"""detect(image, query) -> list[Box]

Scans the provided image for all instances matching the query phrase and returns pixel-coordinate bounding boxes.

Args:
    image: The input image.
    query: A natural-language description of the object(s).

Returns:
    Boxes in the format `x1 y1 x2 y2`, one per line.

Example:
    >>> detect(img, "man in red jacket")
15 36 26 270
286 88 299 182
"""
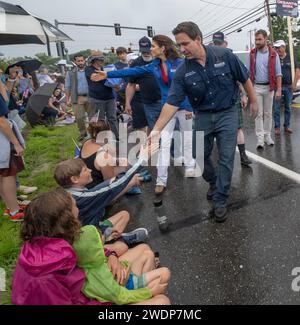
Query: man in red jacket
249 30 282 149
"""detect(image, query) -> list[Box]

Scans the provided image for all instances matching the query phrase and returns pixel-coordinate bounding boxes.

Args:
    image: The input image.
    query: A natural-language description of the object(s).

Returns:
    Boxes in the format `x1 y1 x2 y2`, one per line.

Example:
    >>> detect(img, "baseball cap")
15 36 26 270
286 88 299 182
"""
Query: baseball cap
213 31 225 44
274 40 286 48
139 37 151 53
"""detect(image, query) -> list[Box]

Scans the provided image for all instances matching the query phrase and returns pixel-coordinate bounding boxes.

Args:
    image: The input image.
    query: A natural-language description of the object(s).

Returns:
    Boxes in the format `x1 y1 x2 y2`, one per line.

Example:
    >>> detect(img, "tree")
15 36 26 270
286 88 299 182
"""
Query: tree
271 16 300 62
35 53 59 68
0 59 8 72
104 51 118 65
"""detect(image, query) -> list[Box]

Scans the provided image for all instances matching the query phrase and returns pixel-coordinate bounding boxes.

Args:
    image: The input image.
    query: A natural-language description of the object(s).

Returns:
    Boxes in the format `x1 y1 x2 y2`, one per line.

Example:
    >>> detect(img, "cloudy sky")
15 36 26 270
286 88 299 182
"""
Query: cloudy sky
0 0 269 58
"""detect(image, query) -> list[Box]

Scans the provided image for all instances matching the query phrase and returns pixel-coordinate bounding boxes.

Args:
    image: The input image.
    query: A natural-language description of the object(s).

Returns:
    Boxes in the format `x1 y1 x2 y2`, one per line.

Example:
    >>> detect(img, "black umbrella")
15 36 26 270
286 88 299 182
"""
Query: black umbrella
26 83 57 127
5 59 42 75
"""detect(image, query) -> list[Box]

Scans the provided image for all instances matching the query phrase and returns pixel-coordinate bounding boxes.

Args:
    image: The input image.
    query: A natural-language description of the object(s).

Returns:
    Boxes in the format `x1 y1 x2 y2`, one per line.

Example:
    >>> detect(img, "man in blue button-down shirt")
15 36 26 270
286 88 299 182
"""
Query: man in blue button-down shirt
149 22 259 223
65 54 91 140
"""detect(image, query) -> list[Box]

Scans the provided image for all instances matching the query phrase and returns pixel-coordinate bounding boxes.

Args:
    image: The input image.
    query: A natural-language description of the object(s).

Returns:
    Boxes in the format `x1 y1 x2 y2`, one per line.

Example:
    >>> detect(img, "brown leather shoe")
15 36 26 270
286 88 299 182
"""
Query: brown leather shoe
275 128 281 136
155 185 165 195
285 127 293 134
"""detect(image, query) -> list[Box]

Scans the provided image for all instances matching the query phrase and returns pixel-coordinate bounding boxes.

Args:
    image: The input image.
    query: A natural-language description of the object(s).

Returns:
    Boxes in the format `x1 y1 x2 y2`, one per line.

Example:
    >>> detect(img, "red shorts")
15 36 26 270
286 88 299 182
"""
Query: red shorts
0 154 25 177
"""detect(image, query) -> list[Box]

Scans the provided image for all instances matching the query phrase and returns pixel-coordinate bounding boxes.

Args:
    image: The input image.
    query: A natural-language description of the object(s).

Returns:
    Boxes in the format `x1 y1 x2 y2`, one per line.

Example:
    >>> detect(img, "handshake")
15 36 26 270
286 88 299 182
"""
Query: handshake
138 132 161 165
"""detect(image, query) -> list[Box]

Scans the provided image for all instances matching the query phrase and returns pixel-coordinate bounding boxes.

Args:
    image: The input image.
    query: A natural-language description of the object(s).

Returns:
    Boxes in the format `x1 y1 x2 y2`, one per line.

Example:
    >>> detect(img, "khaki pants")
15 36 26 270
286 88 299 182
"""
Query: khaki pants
254 84 275 141
73 96 91 136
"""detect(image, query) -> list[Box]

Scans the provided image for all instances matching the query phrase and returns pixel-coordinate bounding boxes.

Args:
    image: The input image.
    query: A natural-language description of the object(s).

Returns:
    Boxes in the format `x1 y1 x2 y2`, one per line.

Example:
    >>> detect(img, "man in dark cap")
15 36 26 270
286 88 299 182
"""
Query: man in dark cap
213 31 227 47
125 36 161 131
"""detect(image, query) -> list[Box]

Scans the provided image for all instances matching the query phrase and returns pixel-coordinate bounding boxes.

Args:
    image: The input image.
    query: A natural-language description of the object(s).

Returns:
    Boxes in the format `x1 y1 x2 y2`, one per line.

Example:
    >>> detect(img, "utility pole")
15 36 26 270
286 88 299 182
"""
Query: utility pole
287 17 296 82
265 0 274 44
55 19 64 58
248 29 257 50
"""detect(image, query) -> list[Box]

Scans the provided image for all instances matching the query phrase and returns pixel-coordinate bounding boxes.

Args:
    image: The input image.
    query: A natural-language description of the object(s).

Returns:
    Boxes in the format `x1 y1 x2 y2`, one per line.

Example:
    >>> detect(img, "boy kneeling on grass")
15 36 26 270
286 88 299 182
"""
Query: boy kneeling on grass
53 143 156 255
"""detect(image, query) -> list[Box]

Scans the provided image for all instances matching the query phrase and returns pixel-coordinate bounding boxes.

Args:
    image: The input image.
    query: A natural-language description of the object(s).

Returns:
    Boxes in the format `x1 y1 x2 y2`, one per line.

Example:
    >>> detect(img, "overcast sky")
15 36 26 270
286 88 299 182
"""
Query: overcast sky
0 0 268 58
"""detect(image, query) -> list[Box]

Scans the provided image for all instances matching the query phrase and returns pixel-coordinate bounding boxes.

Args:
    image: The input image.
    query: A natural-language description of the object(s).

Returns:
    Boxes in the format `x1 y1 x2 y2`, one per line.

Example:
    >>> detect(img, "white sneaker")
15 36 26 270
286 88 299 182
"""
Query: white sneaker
17 199 31 206
264 135 274 146
19 186 38 194
257 140 264 150
185 169 197 178
173 156 184 166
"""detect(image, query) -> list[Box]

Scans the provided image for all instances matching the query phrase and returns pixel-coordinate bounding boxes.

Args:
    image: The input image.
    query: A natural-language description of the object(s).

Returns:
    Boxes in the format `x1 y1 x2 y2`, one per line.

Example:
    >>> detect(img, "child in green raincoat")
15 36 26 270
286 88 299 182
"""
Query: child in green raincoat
73 223 171 305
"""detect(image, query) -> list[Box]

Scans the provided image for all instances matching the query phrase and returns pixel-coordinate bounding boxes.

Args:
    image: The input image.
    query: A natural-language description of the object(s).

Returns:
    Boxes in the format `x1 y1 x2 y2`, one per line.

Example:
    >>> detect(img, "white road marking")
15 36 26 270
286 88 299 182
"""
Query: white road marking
243 149 300 184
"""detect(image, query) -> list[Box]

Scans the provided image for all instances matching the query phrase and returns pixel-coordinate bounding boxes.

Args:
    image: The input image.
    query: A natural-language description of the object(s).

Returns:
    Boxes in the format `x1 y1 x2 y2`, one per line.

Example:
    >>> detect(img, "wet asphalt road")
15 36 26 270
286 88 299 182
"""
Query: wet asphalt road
112 106 300 305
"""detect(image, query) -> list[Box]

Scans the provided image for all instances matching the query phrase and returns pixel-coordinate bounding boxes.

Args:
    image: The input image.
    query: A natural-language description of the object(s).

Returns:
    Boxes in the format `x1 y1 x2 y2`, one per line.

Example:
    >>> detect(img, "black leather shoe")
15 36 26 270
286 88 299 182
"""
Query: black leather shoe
207 185 216 201
214 207 228 223
241 153 252 167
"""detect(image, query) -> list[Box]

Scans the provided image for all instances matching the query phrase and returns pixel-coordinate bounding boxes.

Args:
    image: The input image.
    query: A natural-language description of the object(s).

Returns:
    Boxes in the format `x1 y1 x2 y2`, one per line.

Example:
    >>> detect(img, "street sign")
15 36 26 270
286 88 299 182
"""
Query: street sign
276 0 299 18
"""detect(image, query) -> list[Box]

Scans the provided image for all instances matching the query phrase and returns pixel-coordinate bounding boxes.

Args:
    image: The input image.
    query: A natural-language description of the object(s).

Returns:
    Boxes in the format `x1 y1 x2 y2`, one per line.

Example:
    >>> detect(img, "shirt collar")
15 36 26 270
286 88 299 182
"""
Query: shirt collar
67 186 87 193
189 45 211 68
257 47 269 54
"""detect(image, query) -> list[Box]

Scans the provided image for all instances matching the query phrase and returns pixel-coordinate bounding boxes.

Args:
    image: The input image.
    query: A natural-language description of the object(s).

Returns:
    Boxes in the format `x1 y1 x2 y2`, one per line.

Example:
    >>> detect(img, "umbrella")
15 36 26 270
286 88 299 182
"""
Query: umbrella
5 59 42 75
0 1 72 45
26 83 57 127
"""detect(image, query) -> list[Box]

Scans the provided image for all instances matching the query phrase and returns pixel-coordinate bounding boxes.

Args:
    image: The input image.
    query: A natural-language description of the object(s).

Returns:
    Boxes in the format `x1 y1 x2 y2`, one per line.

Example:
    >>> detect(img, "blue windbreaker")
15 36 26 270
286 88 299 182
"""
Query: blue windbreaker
107 58 192 111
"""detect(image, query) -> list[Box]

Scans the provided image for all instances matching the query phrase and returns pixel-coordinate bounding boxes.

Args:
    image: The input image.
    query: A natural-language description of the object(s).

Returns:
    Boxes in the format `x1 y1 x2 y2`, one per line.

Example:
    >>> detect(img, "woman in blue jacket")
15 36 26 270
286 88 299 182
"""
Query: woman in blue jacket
95 35 196 195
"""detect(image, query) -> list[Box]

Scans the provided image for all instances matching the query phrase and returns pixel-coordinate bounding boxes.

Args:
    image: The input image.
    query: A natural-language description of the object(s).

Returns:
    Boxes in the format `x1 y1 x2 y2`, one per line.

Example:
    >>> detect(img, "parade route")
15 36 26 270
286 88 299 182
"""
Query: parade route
113 107 300 304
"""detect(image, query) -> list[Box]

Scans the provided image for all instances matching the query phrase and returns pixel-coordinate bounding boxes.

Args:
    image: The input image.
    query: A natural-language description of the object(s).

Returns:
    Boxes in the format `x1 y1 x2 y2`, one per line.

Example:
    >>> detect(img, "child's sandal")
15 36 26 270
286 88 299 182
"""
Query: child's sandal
154 252 160 269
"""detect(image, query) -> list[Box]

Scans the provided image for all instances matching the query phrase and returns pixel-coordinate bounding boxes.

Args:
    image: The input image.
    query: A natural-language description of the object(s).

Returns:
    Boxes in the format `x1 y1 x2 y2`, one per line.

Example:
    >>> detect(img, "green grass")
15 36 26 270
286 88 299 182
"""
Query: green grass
0 124 79 305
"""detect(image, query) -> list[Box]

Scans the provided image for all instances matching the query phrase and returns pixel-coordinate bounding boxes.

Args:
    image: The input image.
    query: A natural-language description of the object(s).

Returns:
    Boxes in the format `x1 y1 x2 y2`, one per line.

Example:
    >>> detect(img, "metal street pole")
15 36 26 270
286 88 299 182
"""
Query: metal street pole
248 30 252 50
248 29 256 49
287 17 296 82
55 19 64 58
265 0 274 44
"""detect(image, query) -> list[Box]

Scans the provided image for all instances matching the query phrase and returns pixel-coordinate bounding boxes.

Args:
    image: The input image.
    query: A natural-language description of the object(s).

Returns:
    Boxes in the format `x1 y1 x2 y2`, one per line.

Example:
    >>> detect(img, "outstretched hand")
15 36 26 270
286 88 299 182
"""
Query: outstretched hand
138 140 160 164
90 70 107 82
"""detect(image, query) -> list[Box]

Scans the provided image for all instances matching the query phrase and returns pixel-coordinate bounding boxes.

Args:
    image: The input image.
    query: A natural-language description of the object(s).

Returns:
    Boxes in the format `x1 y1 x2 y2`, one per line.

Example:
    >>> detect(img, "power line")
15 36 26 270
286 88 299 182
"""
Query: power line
197 0 254 10
203 3 265 36
203 12 266 43
225 14 267 36
203 3 267 39
188 6 208 20
198 0 248 30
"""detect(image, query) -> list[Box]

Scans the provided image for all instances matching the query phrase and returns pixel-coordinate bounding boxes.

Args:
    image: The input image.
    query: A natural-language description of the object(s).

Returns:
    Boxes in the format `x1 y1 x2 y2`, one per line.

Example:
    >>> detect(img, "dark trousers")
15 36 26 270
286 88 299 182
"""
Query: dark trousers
194 106 238 208
89 98 119 140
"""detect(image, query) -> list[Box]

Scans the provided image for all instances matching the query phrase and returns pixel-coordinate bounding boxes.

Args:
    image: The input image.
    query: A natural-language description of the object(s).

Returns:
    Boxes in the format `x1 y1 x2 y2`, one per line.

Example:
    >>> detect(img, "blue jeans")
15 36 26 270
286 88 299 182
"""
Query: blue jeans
194 106 238 209
274 86 293 129
143 100 162 129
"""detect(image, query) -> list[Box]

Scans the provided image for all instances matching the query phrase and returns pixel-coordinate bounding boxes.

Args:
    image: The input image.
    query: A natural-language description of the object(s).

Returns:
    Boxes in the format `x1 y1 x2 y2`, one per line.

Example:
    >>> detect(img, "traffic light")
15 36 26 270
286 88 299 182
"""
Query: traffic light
114 23 121 36
61 42 66 56
147 26 153 38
